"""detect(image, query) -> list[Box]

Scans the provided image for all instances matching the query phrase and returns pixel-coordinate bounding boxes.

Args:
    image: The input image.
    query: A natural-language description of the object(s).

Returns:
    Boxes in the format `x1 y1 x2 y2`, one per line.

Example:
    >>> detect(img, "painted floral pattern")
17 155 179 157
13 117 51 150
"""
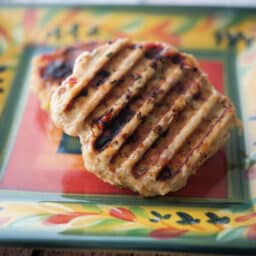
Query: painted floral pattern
0 200 255 243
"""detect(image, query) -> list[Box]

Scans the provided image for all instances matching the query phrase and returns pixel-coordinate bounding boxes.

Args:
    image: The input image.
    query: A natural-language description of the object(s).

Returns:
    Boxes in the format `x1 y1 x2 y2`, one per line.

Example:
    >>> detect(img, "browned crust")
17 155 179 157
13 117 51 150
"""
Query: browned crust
31 42 101 110
32 39 240 197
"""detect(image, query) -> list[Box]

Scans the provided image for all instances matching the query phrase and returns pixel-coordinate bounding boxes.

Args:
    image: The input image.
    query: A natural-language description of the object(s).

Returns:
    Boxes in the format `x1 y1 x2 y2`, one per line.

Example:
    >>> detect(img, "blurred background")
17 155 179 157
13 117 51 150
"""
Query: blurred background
2 0 256 7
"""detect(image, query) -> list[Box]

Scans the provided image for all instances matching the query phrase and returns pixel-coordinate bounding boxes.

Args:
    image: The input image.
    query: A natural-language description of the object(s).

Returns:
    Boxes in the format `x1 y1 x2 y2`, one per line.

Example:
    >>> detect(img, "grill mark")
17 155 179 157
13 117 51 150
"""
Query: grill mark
130 101 196 178
60 38 130 112
102 65 182 163
89 70 110 87
59 43 145 136
89 56 157 132
130 88 216 180
182 101 231 168
162 102 225 178
164 51 198 71
126 132 141 144
169 53 185 65
131 166 147 179
112 69 199 168
128 65 175 110
166 106 232 184
142 91 218 183
65 47 145 135
156 166 176 181
126 75 201 161
89 51 175 155
94 107 135 151
66 88 88 112
64 48 129 113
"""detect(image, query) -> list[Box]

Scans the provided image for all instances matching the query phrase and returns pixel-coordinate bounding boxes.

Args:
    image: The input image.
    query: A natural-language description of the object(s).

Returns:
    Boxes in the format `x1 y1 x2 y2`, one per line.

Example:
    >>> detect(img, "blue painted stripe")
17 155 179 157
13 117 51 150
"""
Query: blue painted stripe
57 133 81 155
248 116 256 121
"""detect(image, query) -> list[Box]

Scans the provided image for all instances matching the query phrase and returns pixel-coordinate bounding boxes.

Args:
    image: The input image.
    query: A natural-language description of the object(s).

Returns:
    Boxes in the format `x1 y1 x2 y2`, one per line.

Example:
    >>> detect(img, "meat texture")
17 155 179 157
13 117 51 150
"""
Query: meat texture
48 38 239 196
31 42 100 109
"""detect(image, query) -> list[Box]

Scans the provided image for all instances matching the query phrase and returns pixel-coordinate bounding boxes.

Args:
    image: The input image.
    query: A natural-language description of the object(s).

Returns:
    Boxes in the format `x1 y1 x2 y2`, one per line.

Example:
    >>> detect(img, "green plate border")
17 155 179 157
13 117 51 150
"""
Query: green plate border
0 5 255 254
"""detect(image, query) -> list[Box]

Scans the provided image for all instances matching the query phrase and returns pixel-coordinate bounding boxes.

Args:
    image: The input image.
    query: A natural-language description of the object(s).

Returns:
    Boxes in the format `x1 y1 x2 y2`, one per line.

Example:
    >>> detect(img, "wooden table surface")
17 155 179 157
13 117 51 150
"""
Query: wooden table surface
0 248 251 256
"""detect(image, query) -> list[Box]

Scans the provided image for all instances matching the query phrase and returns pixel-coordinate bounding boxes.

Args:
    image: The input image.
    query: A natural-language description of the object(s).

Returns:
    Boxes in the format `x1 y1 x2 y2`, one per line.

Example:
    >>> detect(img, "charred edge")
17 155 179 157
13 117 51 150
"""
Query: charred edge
169 81 185 95
170 71 199 96
94 107 135 151
128 44 143 50
144 43 163 59
128 44 137 50
40 43 100 81
93 108 114 129
111 79 123 85
156 166 175 181
151 125 170 150
193 91 201 100
131 166 147 179
161 52 186 66
126 132 141 144
144 87 164 104
153 125 167 136
89 70 110 88
41 59 73 81
136 112 146 122
65 88 88 112
192 67 199 73
169 53 185 65
65 70 109 112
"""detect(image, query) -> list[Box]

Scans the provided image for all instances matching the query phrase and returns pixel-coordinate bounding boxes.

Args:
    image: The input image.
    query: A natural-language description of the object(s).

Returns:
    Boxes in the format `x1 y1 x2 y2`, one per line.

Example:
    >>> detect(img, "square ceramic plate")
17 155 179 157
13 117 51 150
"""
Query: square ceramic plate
0 4 256 254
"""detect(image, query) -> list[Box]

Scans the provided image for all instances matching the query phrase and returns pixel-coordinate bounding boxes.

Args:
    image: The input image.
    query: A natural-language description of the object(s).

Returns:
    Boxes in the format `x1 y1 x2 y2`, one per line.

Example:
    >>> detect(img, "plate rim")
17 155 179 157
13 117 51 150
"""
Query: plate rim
0 5 255 253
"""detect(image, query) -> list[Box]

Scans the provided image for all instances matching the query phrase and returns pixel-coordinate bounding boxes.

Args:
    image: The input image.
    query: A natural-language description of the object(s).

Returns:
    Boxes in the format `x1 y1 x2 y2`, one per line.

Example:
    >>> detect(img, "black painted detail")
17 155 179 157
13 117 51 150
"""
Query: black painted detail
205 212 230 224
69 23 79 39
87 26 99 36
47 27 61 40
149 210 171 223
176 212 200 225
0 66 7 72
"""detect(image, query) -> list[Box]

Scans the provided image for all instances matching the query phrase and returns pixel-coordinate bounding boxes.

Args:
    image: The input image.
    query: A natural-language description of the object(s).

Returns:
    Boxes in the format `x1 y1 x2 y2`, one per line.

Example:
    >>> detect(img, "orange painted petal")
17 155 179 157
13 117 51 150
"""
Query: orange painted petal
150 227 188 240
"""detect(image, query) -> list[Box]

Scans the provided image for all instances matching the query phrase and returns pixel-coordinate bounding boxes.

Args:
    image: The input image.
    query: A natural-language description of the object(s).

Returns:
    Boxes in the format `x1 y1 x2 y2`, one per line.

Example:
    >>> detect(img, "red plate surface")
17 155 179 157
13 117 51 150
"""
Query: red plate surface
0 60 227 198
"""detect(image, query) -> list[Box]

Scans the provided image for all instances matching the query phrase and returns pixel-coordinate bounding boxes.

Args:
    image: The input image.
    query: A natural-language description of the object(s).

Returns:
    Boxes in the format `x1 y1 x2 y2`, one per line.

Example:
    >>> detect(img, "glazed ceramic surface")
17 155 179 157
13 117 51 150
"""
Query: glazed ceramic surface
0 5 255 253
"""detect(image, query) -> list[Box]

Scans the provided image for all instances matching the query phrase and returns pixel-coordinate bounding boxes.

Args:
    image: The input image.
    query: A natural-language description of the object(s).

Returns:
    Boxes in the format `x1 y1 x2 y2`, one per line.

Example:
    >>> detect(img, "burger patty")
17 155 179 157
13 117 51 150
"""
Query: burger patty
31 41 100 109
50 38 239 196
